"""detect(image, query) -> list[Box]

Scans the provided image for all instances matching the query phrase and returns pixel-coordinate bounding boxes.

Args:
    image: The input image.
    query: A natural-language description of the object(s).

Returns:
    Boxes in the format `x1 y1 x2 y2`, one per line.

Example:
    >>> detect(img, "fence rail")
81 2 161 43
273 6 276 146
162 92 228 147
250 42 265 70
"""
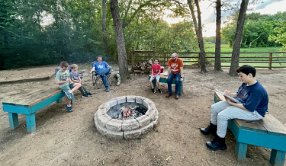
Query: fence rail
129 51 286 70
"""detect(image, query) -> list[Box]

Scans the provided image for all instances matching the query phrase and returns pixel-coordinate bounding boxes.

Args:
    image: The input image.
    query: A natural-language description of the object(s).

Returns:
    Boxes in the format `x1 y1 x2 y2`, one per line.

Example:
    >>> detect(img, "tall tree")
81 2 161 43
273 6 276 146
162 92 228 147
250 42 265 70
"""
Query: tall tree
214 0 222 71
102 0 109 55
110 0 129 82
229 0 249 76
187 0 207 73
269 21 286 48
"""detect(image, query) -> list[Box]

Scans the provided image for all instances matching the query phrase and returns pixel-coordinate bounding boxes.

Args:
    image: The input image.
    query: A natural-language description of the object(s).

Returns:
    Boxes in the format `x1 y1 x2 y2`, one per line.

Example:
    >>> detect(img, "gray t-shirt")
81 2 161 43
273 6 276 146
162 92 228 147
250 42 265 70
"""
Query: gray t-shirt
55 69 70 90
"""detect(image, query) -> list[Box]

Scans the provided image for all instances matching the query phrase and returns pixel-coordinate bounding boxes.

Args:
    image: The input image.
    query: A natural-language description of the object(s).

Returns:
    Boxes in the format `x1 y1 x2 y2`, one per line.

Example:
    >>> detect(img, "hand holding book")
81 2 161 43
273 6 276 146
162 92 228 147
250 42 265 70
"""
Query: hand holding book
223 94 240 103
215 89 240 103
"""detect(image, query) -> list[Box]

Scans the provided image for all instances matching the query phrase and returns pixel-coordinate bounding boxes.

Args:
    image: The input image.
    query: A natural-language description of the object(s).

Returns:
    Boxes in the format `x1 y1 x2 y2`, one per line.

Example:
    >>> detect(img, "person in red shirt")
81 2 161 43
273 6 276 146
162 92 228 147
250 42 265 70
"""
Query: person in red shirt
150 59 162 93
166 53 184 99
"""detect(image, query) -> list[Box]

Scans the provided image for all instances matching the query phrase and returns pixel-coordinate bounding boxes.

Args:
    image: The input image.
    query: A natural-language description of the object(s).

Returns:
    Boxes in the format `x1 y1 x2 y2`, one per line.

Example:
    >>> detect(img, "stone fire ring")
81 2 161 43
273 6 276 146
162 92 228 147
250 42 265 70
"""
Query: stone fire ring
94 96 159 139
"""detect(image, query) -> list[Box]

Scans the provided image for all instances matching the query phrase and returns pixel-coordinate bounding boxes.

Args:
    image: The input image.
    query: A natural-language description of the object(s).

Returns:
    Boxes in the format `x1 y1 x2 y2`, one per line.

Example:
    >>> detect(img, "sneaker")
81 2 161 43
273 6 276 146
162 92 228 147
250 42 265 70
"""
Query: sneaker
153 89 156 94
87 92 92 96
66 105 73 112
151 88 154 93
175 95 179 100
158 89 162 94
105 88 110 92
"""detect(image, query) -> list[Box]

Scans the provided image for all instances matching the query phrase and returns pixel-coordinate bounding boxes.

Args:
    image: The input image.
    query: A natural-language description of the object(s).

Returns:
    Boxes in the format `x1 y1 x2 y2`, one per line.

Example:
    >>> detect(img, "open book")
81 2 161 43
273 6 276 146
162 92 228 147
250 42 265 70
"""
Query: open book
215 89 240 103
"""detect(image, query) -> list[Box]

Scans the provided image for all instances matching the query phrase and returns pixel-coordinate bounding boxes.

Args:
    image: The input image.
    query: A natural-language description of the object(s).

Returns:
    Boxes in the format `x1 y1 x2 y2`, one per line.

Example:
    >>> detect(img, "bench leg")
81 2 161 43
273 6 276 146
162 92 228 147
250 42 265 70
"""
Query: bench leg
8 113 19 129
26 113 36 133
270 149 285 166
235 142 247 160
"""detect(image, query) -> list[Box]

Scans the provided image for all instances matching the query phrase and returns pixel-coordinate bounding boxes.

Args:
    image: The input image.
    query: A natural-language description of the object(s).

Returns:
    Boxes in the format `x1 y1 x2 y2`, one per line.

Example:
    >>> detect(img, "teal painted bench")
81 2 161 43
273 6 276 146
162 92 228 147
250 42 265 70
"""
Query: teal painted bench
148 72 183 95
214 92 286 166
2 89 65 133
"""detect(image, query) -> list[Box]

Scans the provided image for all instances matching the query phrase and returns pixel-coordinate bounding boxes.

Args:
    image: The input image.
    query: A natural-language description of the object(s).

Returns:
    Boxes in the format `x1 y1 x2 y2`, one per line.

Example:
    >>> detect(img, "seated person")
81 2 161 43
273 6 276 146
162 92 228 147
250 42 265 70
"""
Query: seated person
150 59 162 94
166 53 184 99
90 55 111 92
70 64 92 97
200 65 269 151
55 61 81 112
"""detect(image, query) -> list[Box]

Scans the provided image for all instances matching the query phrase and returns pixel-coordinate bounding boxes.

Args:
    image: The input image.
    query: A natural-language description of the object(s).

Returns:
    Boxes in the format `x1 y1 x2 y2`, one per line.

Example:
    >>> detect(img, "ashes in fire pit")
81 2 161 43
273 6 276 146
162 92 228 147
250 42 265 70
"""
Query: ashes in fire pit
94 96 159 139
107 102 147 120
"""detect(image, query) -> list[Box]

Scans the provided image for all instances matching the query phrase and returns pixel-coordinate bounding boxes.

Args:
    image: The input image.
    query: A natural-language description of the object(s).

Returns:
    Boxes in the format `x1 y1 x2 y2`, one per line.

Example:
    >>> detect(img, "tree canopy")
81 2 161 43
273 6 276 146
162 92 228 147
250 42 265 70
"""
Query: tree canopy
0 0 196 69
1 0 285 70
222 12 285 48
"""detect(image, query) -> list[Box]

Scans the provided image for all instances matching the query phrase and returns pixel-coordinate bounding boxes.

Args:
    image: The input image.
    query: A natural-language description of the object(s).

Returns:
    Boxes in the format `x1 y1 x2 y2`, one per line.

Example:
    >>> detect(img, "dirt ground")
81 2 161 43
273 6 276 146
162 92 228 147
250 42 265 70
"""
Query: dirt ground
0 65 286 166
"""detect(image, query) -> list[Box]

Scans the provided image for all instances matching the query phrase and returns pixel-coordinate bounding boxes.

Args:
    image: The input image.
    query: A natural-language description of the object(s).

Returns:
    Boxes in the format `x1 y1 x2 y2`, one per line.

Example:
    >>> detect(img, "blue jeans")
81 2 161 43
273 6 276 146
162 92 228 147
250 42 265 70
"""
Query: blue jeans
97 68 110 89
167 72 181 95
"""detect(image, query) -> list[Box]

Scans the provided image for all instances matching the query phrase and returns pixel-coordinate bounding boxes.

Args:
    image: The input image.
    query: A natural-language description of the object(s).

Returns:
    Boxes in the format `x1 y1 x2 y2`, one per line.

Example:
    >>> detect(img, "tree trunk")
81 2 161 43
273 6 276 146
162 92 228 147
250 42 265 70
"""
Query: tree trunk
188 0 207 73
110 0 129 82
229 0 249 76
214 0 222 71
102 0 109 55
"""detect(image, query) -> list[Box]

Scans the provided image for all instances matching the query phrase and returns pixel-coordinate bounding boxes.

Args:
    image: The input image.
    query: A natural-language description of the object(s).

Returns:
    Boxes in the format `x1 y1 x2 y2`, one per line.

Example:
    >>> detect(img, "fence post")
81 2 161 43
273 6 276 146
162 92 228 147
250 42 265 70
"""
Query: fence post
269 52 273 70
131 51 134 70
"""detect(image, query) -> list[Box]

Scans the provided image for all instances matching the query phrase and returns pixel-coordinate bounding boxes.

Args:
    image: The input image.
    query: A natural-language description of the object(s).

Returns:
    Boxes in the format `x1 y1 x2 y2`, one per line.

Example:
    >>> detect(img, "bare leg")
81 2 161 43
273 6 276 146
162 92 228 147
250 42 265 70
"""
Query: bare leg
150 79 154 89
65 97 72 106
156 81 160 89
70 82 81 93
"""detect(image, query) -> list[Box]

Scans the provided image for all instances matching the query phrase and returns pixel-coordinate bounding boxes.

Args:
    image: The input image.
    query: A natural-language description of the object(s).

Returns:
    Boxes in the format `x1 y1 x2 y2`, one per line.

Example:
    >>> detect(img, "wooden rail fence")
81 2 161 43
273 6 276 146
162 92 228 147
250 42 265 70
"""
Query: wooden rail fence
128 51 286 70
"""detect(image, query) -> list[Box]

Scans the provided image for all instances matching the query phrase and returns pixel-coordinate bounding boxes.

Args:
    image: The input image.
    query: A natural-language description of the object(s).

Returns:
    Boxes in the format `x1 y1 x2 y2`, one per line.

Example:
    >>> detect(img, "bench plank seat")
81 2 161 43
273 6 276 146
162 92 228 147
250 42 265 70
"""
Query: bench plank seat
214 92 286 166
148 72 184 95
3 89 62 106
2 88 64 132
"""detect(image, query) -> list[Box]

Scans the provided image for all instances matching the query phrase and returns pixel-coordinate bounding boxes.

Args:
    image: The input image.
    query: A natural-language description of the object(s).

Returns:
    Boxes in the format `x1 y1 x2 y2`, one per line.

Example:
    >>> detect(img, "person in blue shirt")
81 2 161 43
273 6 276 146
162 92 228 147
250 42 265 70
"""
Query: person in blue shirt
200 65 269 151
90 55 111 92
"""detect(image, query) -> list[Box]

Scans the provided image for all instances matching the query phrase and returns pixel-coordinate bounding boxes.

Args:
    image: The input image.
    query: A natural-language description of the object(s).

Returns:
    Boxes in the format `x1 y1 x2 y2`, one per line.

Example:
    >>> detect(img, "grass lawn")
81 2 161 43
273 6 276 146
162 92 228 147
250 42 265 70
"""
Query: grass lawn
185 43 286 68
204 42 284 53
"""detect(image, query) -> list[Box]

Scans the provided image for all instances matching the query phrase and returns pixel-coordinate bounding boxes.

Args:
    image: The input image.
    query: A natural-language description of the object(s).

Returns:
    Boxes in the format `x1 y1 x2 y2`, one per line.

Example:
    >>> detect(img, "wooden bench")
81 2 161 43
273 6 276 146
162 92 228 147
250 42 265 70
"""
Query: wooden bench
214 92 286 166
148 72 184 95
2 89 65 133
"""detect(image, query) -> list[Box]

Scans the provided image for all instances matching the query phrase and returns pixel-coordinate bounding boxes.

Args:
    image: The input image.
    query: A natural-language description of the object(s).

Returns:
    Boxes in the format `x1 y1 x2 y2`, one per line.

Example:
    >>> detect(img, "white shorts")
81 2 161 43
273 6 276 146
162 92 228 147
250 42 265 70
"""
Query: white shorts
150 75 160 82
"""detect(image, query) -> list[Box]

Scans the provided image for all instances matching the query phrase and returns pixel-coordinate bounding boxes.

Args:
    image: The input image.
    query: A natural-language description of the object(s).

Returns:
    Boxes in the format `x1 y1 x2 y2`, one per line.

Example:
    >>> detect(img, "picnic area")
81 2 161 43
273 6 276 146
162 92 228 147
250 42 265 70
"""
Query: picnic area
0 65 286 166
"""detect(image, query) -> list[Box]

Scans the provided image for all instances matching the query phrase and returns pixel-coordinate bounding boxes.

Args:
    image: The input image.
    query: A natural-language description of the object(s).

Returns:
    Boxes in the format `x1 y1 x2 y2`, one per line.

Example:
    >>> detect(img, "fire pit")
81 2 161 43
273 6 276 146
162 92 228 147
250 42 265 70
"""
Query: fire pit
94 96 159 139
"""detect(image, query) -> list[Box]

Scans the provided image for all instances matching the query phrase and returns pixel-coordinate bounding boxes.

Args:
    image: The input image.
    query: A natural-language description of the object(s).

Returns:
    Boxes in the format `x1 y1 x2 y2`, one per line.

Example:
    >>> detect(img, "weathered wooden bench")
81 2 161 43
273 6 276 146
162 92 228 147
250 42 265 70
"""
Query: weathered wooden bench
2 89 65 133
148 72 184 95
214 91 286 166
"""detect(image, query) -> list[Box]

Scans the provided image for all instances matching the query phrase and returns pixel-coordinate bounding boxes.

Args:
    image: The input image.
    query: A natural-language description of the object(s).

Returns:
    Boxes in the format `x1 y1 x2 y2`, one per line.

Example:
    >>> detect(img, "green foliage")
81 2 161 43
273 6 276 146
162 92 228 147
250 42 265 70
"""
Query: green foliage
125 17 197 53
0 0 105 69
222 12 285 48
269 21 286 49
0 0 197 69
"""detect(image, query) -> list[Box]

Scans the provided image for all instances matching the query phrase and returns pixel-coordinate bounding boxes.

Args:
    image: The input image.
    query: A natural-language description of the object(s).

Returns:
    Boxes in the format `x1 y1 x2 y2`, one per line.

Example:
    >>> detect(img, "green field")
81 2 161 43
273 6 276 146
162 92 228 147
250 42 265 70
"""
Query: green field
204 42 283 53
179 43 286 68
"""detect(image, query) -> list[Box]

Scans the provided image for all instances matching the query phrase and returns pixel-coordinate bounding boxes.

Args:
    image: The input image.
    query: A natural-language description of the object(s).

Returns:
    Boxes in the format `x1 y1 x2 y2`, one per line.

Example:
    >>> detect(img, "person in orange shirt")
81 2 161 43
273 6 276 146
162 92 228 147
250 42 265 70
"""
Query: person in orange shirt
166 53 184 99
